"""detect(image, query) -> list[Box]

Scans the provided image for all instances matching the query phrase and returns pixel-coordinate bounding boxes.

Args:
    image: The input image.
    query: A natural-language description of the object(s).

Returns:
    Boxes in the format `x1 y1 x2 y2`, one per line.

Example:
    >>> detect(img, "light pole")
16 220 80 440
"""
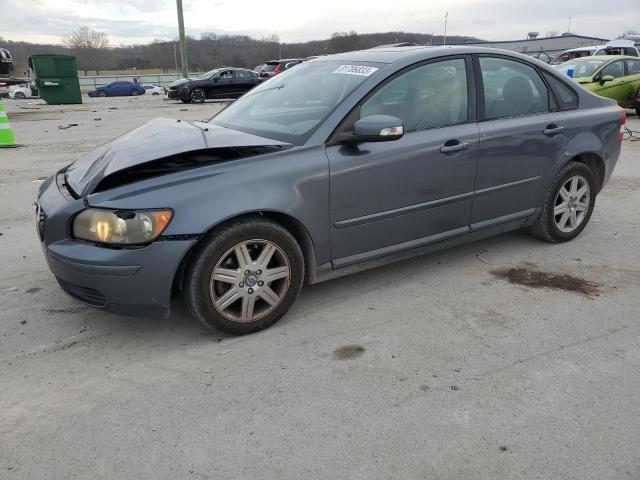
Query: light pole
176 0 189 78
443 12 448 45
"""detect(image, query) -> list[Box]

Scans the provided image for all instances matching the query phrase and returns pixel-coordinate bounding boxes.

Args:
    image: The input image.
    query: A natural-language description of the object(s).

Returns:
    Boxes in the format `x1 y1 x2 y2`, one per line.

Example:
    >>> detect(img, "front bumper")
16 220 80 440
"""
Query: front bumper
167 89 188 100
37 174 196 319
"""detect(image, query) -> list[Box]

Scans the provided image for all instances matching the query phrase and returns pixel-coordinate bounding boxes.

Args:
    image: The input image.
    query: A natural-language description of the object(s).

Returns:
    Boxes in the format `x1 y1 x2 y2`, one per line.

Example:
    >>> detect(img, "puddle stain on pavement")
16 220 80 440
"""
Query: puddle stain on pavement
333 345 366 360
491 267 600 297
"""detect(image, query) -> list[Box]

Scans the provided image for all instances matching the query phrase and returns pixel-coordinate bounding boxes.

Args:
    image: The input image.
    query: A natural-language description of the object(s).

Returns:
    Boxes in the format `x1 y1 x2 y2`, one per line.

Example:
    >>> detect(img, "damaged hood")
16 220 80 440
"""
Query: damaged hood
65 117 290 196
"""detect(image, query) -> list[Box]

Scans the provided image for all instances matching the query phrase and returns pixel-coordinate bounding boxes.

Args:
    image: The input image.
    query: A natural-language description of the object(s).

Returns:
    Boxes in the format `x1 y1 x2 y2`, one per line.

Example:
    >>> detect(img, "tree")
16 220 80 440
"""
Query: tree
63 27 109 75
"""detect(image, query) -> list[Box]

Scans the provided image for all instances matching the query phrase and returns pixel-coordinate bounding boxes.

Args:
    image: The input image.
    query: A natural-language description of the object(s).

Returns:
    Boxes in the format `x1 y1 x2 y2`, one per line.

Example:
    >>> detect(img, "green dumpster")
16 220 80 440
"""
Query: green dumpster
29 55 82 105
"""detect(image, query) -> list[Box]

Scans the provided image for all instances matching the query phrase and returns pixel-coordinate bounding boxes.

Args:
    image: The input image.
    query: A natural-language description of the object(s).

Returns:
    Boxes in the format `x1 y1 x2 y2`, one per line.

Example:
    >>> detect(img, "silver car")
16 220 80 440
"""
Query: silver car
37 46 624 334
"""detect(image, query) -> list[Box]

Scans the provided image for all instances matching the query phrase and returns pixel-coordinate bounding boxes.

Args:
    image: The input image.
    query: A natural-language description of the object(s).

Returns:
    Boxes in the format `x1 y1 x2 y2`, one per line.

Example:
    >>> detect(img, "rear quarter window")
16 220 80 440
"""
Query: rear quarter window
542 72 578 110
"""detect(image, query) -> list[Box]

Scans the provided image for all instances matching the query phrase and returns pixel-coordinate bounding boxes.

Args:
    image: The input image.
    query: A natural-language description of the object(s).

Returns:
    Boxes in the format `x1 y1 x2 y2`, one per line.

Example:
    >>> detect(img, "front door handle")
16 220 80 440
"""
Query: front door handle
440 141 469 153
543 125 565 136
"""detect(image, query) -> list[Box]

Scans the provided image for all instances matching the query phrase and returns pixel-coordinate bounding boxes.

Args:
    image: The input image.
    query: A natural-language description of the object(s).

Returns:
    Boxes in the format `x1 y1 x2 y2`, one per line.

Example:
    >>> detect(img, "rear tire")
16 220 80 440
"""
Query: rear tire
184 217 304 335
528 161 596 243
14 92 26 99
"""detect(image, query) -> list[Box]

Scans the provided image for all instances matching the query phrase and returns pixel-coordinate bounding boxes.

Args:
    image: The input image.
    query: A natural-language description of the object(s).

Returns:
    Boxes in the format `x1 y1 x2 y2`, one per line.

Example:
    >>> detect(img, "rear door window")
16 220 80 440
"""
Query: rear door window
360 58 468 131
627 59 640 75
479 57 549 120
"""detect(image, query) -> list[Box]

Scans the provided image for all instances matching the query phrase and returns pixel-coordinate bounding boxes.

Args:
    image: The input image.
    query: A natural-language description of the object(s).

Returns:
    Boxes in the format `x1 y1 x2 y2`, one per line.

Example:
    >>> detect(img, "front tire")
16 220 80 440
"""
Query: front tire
131 90 139 96
528 161 596 243
98 91 107 97
185 217 304 335
190 88 206 103
14 92 26 99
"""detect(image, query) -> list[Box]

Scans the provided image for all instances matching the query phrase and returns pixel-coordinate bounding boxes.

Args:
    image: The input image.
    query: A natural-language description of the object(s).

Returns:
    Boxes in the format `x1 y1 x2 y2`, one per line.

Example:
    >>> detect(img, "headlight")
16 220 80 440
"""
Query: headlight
73 209 173 245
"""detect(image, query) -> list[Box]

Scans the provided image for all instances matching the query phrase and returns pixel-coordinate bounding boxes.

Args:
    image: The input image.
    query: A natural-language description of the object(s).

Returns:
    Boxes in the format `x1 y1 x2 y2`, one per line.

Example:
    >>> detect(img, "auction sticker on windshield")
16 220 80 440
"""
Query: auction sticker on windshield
333 65 379 76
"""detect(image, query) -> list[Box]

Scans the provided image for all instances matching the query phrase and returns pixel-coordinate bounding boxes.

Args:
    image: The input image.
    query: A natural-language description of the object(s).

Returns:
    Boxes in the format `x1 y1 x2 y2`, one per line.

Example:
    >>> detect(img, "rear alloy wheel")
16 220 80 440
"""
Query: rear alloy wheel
131 89 139 96
529 161 596 242
190 88 206 103
185 217 304 335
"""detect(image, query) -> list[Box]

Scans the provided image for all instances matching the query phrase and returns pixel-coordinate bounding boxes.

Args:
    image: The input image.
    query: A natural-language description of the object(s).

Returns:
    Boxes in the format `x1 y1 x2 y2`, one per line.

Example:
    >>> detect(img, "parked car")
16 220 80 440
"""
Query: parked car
88 81 145 97
557 55 640 115
8 82 37 99
142 84 164 95
259 58 305 78
0 48 14 75
555 39 639 64
37 47 623 335
167 68 262 103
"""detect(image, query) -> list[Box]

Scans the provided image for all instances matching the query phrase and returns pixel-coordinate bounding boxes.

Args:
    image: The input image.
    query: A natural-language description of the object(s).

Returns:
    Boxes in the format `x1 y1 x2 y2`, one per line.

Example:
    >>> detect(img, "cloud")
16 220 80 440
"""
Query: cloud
0 0 635 45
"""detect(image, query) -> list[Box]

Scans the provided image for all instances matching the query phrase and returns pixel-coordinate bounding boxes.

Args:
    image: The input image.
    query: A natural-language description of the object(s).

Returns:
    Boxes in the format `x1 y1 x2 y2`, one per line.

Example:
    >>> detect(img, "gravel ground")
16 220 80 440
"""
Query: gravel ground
1 95 639 479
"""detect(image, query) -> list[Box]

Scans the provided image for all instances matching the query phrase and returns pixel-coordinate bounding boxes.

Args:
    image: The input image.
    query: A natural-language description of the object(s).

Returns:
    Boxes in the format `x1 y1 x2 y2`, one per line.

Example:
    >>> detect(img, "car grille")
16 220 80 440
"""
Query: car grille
56 278 107 307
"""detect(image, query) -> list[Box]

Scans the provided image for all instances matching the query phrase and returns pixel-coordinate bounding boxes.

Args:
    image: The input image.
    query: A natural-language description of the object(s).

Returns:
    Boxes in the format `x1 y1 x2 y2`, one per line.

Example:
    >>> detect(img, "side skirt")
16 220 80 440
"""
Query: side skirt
308 216 530 285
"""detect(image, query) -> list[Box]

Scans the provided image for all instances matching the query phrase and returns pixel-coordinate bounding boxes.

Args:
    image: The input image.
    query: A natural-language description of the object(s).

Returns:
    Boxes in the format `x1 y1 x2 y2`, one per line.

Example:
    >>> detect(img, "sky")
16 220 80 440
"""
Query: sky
0 0 636 45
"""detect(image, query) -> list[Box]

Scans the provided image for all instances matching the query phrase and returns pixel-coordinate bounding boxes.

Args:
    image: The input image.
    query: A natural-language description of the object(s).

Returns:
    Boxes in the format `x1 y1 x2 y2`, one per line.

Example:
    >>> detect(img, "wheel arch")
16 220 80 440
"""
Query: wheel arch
171 210 318 295
570 152 605 193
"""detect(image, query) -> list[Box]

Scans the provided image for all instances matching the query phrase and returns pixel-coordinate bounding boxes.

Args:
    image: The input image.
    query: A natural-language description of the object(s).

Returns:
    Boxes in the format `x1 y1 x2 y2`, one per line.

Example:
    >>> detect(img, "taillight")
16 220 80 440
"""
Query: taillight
617 107 626 141
274 64 282 74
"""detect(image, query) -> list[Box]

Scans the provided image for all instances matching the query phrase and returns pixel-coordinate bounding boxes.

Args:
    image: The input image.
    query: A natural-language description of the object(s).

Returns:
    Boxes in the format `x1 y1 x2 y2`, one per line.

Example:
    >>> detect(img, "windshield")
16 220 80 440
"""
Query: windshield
197 68 222 79
209 60 380 144
556 59 607 78
261 64 277 72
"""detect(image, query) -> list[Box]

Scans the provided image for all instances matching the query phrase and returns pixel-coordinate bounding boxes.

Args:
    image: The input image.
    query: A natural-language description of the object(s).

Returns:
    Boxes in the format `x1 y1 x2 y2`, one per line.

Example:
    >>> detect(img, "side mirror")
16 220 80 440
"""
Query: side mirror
352 115 404 143
600 75 614 84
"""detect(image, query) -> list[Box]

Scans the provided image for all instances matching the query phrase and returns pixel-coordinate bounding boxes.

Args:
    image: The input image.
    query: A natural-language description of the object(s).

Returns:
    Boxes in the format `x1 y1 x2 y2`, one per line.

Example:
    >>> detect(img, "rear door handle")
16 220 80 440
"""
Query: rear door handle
440 141 469 153
543 125 565 135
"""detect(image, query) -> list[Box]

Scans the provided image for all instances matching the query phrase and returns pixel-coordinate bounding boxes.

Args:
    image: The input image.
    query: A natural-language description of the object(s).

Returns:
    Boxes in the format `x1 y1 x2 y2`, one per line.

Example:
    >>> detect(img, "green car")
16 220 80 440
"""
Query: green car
556 55 640 115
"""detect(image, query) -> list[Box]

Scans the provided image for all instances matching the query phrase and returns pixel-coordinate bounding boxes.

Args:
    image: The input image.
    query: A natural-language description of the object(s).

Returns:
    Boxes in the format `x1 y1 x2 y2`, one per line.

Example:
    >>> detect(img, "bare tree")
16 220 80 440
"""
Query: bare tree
63 26 109 75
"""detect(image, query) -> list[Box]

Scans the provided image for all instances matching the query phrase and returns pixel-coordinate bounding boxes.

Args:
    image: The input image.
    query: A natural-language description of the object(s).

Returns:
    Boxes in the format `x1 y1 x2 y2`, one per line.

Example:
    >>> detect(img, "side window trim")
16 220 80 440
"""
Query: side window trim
473 54 553 122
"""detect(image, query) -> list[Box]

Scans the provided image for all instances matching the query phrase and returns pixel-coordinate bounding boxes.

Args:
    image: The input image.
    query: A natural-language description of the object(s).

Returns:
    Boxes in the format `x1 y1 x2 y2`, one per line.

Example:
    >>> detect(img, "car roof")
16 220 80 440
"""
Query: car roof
311 45 543 65
266 59 305 64
586 55 636 60
562 46 600 53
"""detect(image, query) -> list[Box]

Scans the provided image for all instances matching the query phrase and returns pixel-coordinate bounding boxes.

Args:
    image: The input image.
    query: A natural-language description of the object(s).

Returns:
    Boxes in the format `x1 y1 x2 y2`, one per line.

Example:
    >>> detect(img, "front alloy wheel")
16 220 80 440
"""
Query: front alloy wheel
210 240 291 322
190 88 206 103
185 217 304 334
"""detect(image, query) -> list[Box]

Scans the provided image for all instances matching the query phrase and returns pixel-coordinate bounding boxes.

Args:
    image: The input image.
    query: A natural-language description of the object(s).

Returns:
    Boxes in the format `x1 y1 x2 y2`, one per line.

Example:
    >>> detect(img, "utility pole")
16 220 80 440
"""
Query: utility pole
567 16 572 34
176 0 189 78
443 12 449 45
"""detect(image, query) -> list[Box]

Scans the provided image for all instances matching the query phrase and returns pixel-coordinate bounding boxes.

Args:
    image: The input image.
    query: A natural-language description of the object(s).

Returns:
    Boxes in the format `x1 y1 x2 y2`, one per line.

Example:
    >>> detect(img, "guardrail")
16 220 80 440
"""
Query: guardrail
78 73 199 88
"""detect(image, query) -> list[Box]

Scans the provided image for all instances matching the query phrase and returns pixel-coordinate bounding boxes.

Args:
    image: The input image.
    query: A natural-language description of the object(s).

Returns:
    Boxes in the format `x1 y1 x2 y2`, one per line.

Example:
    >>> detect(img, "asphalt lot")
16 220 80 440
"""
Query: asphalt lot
1 94 639 479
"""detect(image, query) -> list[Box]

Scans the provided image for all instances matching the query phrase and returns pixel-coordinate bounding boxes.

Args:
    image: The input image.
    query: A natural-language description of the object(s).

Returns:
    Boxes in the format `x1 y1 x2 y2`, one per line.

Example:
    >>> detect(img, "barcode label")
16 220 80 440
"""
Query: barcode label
333 65 379 76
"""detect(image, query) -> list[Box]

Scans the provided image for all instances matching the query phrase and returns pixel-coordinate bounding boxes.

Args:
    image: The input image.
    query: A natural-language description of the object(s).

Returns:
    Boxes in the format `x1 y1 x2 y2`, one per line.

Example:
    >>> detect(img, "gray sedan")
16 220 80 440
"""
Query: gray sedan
37 46 624 334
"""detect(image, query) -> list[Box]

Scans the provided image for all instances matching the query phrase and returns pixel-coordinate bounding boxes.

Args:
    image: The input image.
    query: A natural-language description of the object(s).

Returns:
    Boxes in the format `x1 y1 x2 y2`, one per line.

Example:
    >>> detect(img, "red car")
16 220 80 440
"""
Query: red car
259 58 305 78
